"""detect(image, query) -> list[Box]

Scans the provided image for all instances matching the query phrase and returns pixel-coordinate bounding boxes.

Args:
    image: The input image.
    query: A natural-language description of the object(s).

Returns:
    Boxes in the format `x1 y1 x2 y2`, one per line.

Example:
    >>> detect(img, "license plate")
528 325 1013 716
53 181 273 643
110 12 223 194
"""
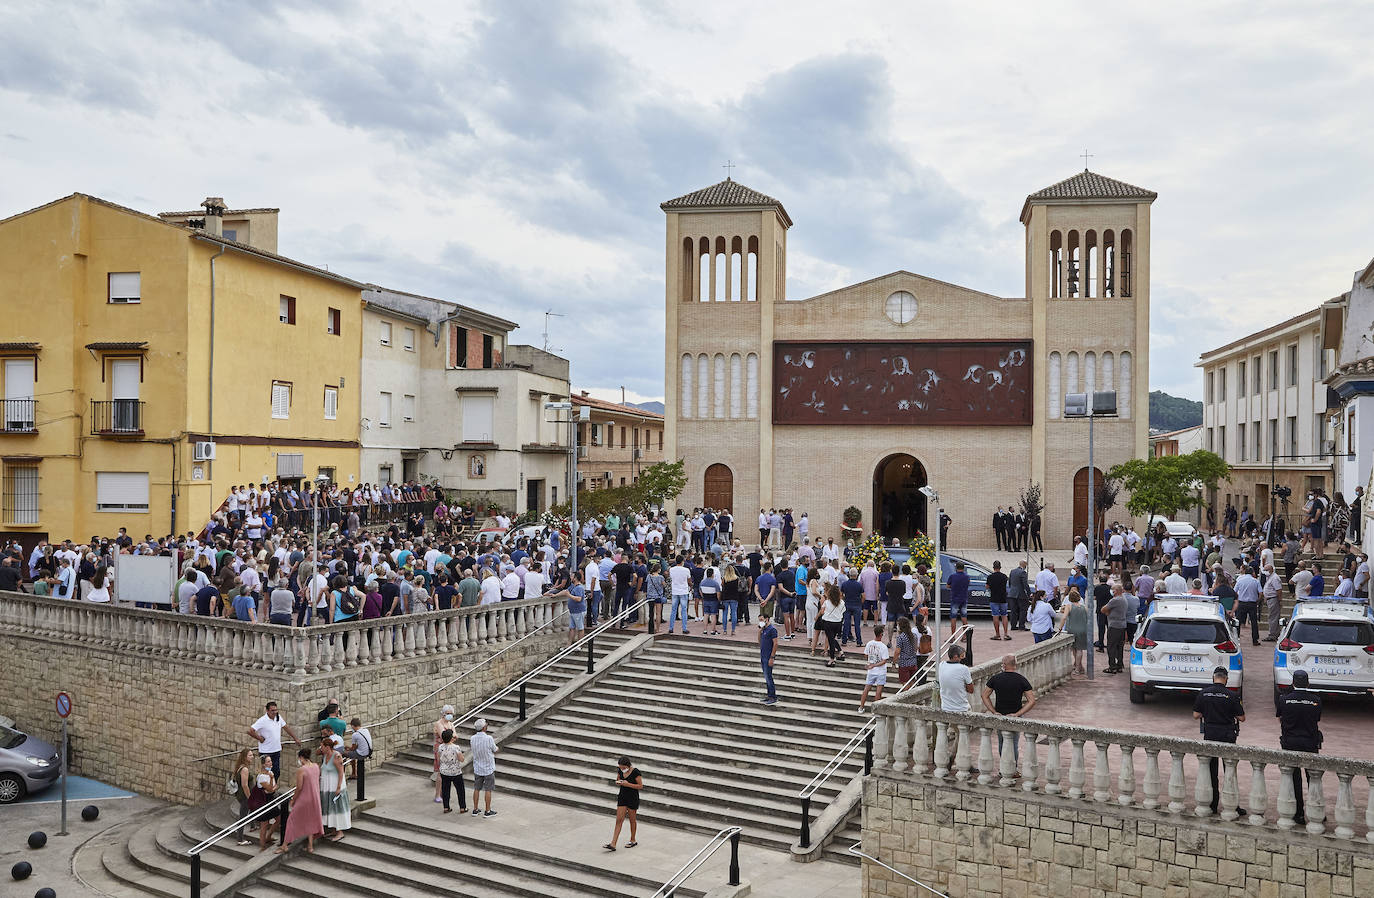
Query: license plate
1321 656 1350 665
1167 654 1199 663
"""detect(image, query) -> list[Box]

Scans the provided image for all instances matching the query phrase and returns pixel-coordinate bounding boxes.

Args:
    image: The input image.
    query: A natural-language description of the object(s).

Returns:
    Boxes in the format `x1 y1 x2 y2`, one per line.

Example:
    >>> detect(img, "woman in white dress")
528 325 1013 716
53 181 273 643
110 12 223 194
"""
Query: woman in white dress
318 737 350 840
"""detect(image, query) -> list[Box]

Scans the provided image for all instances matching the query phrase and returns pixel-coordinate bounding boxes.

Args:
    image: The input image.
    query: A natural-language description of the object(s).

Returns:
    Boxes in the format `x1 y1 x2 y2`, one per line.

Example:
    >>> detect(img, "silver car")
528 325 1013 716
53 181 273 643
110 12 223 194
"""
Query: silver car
0 715 61 803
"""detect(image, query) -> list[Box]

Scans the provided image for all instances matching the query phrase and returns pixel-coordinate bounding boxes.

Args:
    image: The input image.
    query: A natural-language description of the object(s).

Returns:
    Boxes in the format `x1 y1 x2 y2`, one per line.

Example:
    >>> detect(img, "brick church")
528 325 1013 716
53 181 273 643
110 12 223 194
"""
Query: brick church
661 170 1155 549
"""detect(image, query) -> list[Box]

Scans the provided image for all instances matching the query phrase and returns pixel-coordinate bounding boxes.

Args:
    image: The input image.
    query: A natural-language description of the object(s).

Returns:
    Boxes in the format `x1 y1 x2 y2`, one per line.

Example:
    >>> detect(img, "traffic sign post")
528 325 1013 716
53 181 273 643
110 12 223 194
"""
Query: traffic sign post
56 692 71 836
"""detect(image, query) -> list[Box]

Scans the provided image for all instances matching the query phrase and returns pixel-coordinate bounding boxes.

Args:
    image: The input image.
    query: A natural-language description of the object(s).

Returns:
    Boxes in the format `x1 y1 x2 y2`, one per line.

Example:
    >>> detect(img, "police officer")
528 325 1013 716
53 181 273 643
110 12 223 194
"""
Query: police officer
1276 669 1323 826
1192 666 1246 815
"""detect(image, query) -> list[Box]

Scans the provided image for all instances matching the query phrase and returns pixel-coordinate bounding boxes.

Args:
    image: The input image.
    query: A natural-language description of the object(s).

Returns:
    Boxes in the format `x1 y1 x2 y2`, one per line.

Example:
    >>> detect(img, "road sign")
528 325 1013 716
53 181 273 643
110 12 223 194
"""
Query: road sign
56 692 71 718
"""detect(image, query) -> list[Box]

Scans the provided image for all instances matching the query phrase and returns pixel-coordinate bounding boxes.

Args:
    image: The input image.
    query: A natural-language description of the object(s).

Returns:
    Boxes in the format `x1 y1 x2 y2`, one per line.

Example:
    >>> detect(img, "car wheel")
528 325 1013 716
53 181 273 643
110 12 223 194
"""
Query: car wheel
0 772 25 804
1129 685 1146 704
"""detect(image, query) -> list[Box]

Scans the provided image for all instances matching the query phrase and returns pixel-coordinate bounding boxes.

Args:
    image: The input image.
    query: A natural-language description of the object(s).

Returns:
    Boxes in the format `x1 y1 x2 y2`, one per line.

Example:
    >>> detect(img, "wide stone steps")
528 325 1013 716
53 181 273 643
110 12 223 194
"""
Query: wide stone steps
822 816 864 866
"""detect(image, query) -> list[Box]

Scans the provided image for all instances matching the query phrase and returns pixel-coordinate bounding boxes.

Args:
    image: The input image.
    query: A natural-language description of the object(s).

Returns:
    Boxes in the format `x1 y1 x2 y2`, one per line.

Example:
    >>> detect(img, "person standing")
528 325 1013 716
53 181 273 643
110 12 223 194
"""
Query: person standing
982 654 1037 767
231 748 255 845
946 562 971 636
987 560 1010 641
604 756 642 850
993 507 1007 552
839 568 864 649
1276 670 1323 826
1058 590 1091 674
858 625 891 713
436 729 467 813
937 644 973 711
1262 565 1284 642
1103 584 1131 674
1233 568 1262 646
1029 512 1043 553
1027 590 1058 644
818 584 845 668
1007 560 1030 631
759 615 779 705
1193 666 1246 816
470 718 499 817
276 748 323 855
318 737 350 841
248 702 303 778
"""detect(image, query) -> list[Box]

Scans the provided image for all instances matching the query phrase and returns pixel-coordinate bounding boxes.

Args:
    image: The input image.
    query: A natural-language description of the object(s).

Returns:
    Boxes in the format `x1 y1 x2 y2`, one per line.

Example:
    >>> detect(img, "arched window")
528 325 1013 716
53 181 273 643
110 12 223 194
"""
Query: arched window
698 238 710 303
713 354 726 418
697 354 709 415
1085 351 1097 394
1049 230 1063 298
1067 230 1081 297
729 353 743 417
714 237 727 301
1102 230 1116 297
1066 352 1080 394
681 237 694 303
1048 351 1062 419
680 354 693 418
747 236 759 302
746 353 759 418
1121 229 1134 297
1120 352 1133 418
1101 351 1114 393
1085 230 1098 298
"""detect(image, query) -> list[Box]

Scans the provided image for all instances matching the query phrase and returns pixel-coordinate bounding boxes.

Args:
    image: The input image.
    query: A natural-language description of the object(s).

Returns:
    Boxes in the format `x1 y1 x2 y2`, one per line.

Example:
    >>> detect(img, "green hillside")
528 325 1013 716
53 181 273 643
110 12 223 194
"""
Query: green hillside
1149 390 1203 432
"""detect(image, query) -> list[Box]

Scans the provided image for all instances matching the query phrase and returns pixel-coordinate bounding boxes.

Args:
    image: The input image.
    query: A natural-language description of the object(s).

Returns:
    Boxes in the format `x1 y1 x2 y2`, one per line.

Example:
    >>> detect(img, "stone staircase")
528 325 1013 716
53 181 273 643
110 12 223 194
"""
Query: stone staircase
389 633 870 864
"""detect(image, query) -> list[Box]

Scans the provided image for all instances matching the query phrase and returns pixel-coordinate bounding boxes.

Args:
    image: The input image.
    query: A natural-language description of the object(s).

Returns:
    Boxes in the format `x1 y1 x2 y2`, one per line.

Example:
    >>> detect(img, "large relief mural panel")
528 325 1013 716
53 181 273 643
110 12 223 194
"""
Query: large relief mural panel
772 340 1033 426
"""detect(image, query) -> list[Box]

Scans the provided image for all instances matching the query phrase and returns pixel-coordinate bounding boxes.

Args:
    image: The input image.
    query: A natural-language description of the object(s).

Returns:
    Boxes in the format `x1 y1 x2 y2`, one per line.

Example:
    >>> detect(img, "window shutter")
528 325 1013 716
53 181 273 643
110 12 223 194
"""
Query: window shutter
462 396 494 442
272 383 290 418
96 472 150 510
324 387 338 420
379 392 392 426
109 272 141 302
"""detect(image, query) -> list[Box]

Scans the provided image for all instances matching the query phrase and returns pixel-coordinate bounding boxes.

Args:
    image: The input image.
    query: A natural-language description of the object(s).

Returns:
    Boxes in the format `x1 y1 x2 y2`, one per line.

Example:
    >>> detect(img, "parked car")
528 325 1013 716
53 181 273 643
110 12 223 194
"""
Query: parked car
0 715 61 803
1272 598 1374 708
880 549 992 617
1146 516 1198 541
1129 595 1243 704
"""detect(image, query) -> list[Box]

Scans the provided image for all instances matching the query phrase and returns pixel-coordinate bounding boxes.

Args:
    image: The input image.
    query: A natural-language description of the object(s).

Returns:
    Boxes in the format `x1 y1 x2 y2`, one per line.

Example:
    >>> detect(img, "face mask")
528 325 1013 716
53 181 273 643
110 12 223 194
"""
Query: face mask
444 713 453 721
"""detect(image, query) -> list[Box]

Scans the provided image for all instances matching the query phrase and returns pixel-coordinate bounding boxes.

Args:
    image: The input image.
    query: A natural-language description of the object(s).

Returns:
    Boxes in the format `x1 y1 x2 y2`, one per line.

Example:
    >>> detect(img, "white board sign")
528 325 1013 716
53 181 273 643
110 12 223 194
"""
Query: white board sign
113 554 177 606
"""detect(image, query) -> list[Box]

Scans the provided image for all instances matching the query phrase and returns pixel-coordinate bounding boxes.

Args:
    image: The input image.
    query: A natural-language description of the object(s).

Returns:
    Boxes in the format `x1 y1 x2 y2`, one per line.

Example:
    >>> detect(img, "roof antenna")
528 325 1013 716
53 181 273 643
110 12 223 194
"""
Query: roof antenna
543 309 565 353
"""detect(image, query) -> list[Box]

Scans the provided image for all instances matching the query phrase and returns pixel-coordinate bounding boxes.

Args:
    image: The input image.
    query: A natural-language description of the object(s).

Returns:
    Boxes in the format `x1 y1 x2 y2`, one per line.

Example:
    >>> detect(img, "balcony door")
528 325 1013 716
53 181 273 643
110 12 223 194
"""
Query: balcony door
110 359 140 432
4 359 35 431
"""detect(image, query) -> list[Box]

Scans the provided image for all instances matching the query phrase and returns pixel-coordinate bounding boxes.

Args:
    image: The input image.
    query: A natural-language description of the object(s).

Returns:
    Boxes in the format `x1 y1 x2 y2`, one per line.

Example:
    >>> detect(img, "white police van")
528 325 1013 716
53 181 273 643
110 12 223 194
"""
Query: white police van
1273 598 1374 707
1129 595 1243 704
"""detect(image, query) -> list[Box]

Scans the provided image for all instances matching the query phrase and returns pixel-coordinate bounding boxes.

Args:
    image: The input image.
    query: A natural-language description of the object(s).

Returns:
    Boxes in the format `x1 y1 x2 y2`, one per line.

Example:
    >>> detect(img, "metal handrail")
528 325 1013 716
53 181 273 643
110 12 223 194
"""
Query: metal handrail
798 624 973 801
847 842 949 898
187 786 296 898
651 826 742 898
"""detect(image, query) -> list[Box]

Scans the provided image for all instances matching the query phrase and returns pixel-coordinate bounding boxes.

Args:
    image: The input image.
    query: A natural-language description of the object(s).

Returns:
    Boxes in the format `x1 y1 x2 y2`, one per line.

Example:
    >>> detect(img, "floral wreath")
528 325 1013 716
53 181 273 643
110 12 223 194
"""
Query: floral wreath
907 531 936 569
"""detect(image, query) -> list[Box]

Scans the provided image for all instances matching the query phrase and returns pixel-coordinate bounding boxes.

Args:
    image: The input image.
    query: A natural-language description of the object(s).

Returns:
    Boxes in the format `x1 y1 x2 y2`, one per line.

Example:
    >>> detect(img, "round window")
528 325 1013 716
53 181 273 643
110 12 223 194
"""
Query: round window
885 291 918 325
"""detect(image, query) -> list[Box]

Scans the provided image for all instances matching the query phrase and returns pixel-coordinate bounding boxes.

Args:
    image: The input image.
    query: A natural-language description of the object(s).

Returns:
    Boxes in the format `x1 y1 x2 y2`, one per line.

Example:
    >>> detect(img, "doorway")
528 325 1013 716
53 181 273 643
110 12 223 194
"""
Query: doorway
872 454 927 540
527 478 544 514
1072 466 1106 540
703 463 734 511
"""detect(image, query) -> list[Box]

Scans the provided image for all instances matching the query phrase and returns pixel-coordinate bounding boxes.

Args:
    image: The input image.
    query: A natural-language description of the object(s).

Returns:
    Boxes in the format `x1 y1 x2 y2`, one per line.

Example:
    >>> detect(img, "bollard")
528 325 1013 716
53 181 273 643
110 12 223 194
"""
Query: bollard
356 756 367 802
864 731 874 775
799 796 811 847
728 831 741 885
586 637 595 674
648 611 656 634
964 628 974 667
191 854 202 898
519 682 528 721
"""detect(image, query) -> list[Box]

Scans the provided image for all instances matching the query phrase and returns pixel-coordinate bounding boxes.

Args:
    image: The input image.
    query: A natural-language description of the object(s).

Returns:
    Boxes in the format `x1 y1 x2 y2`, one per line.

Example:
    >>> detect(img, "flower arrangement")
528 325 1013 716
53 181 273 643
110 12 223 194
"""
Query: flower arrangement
851 532 893 570
841 505 864 535
907 531 936 569
541 511 572 542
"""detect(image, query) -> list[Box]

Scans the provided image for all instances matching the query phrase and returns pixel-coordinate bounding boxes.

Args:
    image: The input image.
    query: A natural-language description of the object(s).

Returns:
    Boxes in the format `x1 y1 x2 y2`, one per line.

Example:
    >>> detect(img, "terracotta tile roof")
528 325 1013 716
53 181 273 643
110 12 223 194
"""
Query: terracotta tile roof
0 342 40 351
84 341 148 351
571 393 664 420
660 178 792 226
1329 356 1374 379
1026 169 1157 202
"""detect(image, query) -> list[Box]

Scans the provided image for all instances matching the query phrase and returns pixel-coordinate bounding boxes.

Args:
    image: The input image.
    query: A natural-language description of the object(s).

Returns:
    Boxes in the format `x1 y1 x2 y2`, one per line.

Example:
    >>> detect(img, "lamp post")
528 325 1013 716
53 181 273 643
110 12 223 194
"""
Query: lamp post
1065 391 1118 683
919 485 941 705
311 472 330 569
545 401 589 552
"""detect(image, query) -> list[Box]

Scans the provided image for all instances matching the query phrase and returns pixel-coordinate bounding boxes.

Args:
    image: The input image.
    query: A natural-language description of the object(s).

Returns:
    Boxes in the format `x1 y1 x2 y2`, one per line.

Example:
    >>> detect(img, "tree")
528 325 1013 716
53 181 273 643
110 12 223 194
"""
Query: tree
635 460 687 510
1109 450 1230 522
1094 476 1121 535
1017 481 1043 561
550 459 687 524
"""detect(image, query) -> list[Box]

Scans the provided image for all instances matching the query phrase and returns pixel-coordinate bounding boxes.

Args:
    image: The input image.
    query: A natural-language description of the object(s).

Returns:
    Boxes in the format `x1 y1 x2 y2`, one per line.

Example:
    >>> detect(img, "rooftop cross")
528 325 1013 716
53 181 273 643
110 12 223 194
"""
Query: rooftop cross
722 159 736 179
1080 148 1094 169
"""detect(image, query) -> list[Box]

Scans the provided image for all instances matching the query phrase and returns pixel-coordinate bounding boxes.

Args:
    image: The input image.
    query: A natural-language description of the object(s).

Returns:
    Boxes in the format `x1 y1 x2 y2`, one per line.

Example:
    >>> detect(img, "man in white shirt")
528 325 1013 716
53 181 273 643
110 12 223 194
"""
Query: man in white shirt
1261 565 1284 641
1033 563 1060 603
1108 529 1126 574
248 701 303 777
668 559 692 634
500 567 521 601
1335 571 1355 598
1072 537 1089 570
1163 565 1189 595
584 558 602 623
937 644 974 712
1160 535 1178 561
823 539 841 564
523 565 546 600
1354 555 1370 599
479 569 503 605
470 718 499 817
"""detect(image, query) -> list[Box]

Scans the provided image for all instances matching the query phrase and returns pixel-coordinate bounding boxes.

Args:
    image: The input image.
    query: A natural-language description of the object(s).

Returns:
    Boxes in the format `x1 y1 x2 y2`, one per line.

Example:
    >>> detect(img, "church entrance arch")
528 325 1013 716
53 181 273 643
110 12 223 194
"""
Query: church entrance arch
1072 466 1107 542
872 454 928 541
703 463 734 512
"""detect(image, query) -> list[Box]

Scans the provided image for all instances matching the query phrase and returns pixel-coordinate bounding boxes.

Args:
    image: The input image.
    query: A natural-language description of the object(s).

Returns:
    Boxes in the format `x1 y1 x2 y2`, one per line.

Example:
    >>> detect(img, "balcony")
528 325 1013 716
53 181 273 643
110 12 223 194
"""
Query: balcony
91 400 145 437
1 399 36 434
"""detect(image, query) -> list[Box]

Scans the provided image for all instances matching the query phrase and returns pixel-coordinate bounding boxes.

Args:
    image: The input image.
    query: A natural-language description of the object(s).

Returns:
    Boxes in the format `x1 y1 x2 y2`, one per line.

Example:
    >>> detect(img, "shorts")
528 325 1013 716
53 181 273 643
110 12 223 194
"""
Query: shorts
569 612 586 630
897 665 919 684
780 598 796 614
473 772 495 791
862 600 878 613
949 598 968 619
865 669 888 686
703 599 719 615
988 602 1008 617
1110 553 1123 564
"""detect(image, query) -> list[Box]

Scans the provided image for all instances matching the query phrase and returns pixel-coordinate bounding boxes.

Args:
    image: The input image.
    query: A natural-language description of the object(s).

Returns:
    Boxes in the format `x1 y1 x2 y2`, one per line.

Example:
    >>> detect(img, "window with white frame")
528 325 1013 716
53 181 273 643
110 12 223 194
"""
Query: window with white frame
1 461 39 524
402 394 415 422
108 272 141 303
379 392 392 426
403 327 415 351
462 395 494 442
323 386 338 420
380 321 392 346
95 472 150 512
271 381 292 419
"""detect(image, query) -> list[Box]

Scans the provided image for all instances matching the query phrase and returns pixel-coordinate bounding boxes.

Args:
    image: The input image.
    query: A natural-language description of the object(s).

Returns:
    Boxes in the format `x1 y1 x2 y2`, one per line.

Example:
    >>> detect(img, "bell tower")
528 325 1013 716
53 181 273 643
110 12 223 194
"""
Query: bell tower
661 177 792 512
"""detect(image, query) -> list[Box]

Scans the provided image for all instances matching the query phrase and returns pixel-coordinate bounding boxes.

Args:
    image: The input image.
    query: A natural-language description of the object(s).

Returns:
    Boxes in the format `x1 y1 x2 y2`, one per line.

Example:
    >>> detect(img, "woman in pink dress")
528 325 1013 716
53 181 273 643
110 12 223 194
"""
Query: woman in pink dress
276 748 323 855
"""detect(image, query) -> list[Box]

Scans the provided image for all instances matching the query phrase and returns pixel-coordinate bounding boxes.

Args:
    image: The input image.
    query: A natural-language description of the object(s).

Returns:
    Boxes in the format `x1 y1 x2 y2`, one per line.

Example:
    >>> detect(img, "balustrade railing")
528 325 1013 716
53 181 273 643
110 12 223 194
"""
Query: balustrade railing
872 700 1374 841
0 590 567 675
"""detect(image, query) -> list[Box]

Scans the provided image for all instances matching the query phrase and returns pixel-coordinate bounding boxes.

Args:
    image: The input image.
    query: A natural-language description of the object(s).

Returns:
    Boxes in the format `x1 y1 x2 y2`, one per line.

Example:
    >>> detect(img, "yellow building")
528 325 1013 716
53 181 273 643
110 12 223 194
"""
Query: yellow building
0 194 363 546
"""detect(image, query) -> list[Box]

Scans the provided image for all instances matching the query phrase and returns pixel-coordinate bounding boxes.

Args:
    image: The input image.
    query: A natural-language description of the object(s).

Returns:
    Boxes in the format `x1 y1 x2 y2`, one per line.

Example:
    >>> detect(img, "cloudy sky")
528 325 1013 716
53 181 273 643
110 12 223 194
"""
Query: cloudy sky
3 0 1372 404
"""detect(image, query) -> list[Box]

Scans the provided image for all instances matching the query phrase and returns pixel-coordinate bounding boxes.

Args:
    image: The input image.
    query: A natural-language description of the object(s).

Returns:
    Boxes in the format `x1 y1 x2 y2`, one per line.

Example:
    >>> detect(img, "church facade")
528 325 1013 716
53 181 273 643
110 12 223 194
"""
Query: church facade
661 171 1154 549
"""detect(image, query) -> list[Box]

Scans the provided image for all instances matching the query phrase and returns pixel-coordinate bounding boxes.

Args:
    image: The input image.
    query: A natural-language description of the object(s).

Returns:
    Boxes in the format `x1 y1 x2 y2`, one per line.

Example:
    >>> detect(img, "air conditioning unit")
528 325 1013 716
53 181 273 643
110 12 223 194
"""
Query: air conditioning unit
632 448 641 459
193 441 217 461
577 446 588 458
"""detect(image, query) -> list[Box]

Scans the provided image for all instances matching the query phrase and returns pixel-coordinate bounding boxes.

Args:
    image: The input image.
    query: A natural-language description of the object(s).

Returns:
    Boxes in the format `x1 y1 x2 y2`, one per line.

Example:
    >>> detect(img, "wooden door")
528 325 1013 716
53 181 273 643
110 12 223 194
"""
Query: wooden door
1072 467 1105 541
703 464 733 511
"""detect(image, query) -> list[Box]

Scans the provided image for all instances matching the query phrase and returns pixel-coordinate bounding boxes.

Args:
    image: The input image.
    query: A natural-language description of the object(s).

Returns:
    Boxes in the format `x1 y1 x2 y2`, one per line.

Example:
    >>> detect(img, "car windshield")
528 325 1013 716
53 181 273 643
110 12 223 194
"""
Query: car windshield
1291 621 1374 646
0 723 25 750
1144 619 1227 645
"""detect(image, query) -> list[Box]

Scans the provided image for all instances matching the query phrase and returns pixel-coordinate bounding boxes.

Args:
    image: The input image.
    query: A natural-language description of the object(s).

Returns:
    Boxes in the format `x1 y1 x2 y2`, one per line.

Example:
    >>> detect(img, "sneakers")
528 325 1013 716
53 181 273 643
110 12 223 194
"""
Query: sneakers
483 810 498 818
762 697 778 705
472 809 481 816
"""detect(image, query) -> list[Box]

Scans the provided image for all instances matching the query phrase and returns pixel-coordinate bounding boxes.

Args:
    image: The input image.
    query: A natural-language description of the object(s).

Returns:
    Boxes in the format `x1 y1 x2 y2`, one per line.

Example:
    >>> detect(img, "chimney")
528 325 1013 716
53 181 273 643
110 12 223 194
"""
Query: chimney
201 197 226 237
581 391 589 397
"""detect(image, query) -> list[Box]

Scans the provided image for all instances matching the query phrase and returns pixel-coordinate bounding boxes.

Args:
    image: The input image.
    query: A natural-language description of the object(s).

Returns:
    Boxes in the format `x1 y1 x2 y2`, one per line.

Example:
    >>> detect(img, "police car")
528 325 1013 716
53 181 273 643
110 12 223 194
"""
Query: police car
1273 598 1374 706
1129 595 1243 704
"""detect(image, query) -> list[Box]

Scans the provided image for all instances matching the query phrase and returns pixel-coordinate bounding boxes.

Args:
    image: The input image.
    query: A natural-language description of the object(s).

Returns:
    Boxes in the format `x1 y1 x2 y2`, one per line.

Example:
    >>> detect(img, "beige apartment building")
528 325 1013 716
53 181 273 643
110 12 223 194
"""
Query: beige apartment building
571 394 664 492
663 170 1154 548
1196 307 1333 524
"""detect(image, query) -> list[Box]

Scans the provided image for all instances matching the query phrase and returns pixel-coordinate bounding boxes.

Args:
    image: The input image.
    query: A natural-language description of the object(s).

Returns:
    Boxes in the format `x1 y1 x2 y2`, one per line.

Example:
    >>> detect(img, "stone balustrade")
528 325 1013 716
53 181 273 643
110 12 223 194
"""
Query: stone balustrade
0 590 567 676
872 699 1374 843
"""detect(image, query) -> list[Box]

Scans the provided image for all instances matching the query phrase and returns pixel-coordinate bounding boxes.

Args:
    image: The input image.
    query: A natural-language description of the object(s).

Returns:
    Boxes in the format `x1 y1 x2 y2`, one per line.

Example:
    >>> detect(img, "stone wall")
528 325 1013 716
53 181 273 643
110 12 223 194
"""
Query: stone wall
863 775 1374 898
0 593 567 804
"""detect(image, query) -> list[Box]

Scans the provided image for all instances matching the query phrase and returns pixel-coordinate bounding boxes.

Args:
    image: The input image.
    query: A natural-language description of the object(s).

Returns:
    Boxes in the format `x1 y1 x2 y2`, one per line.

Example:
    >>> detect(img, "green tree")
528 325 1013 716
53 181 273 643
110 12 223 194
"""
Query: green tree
551 459 687 523
1109 450 1230 522
635 460 687 510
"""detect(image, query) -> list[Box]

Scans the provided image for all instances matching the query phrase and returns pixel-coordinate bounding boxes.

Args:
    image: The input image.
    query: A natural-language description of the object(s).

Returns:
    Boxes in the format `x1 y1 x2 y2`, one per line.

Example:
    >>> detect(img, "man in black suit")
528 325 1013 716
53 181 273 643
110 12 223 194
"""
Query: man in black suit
1011 512 1026 552
993 507 1006 551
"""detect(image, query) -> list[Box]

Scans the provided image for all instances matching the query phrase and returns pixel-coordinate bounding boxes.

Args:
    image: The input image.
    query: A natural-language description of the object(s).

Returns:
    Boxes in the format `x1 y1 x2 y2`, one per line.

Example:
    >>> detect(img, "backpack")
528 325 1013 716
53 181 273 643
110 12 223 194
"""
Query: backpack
338 588 360 616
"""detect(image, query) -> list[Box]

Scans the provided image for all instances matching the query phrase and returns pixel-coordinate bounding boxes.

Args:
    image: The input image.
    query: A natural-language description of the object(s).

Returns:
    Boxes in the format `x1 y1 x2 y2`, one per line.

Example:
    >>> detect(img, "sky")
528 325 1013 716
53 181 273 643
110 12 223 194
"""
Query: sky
2 0 1372 404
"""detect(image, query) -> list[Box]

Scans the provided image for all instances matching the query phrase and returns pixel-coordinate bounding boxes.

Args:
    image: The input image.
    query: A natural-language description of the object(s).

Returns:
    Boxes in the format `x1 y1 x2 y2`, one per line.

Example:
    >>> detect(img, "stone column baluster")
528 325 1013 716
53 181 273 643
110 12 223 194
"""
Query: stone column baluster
321 634 336 673
1142 749 1161 810
1276 765 1296 829
1194 752 1214 817
415 619 430 657
1020 729 1037 792
1333 773 1356 840
404 620 418 658
358 627 373 665
911 718 930 776
458 612 471 649
932 722 951 780
998 727 1017 787
1117 744 1136 806
1044 736 1062 795
476 611 489 645
1067 739 1086 800
435 617 450 654
893 717 910 772
378 625 393 663
345 630 360 667
1364 776 1374 844
230 629 244 666
976 727 996 785
1218 758 1241 821
954 725 972 782
1167 751 1187 814
874 714 893 768
1247 761 1267 826
1093 742 1112 803
1305 770 1326 835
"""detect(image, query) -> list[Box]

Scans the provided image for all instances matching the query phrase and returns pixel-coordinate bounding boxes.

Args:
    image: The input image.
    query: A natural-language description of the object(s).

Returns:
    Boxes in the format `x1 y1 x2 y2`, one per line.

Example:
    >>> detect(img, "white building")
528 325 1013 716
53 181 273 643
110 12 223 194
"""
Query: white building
1196 307 1333 526
1320 254 1374 543
360 288 572 514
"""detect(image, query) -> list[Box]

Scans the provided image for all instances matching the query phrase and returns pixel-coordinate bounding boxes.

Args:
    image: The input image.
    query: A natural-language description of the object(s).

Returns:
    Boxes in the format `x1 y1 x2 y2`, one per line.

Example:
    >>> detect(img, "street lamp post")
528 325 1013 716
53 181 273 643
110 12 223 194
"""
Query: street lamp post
1066 391 1118 683
545 401 589 552
919 485 941 705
